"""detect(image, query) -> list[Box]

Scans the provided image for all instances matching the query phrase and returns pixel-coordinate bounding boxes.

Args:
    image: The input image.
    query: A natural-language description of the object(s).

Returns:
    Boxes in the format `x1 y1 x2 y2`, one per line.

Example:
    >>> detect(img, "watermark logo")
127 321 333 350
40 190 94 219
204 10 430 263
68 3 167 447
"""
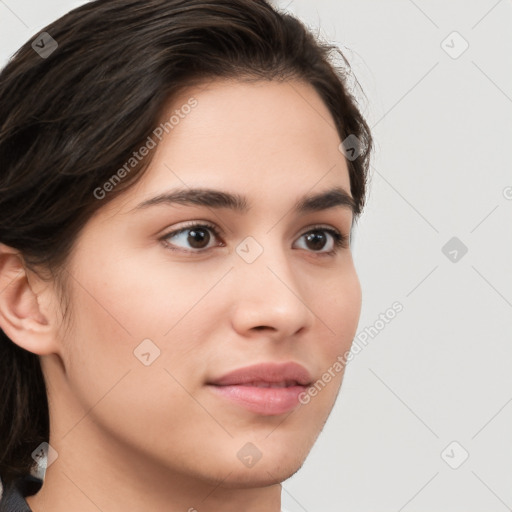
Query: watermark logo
236 236 264 263
441 441 469 469
31 442 58 471
31 32 58 59
441 31 469 60
237 442 262 468
442 236 468 263
133 338 161 366
339 134 362 161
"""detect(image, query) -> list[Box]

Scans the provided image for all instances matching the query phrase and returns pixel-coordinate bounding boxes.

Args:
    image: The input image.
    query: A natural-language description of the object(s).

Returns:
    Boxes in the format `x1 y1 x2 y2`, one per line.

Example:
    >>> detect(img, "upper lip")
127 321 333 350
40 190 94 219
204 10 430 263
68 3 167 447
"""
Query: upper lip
207 362 313 387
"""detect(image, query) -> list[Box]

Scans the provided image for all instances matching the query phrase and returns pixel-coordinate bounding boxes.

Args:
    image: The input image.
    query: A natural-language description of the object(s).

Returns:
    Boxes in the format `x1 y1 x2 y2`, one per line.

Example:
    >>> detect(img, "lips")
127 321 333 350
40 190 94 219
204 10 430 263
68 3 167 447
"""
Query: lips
207 362 313 416
241 380 299 388
208 361 313 387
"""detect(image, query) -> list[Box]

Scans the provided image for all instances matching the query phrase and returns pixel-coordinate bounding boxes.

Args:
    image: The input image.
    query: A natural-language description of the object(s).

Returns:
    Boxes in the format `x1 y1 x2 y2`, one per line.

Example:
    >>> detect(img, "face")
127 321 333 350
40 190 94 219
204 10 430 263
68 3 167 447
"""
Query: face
45 78 362 488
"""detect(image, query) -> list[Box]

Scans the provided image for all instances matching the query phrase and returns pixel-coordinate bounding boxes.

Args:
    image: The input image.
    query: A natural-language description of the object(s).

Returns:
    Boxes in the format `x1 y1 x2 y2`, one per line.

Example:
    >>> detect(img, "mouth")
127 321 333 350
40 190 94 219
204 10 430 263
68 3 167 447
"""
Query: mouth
236 380 302 388
206 362 313 416
207 382 310 415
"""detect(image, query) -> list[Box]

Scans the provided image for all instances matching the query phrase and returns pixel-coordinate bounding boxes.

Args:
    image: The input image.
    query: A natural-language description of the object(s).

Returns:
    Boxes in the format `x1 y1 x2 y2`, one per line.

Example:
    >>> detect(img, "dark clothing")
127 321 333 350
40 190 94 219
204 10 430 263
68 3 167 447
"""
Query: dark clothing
0 475 42 512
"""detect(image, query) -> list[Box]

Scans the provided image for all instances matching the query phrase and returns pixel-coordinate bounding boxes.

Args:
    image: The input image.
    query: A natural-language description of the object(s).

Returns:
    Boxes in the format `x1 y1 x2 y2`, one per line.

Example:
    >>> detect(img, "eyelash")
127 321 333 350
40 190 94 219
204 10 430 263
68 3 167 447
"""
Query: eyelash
159 221 349 257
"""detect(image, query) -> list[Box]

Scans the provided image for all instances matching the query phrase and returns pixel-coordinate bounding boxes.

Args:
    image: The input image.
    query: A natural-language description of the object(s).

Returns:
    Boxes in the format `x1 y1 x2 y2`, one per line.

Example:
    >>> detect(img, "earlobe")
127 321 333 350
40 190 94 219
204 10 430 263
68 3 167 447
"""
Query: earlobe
0 243 58 355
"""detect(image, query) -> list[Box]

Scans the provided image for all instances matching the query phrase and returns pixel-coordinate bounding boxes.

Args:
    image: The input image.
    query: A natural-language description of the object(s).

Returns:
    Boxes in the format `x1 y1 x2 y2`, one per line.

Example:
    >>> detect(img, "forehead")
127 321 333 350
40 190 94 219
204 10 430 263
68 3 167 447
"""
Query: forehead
114 79 352 212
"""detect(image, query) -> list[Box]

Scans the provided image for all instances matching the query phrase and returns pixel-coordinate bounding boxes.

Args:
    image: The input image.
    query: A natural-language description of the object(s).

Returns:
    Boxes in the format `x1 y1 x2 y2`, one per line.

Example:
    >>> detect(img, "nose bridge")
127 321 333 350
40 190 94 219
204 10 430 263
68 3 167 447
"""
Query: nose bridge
235 234 295 291
230 233 314 334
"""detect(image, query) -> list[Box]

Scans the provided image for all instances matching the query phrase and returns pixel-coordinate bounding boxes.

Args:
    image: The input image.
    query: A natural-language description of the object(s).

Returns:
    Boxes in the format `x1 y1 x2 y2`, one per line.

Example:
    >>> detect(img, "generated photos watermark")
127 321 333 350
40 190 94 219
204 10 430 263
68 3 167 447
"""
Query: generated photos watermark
93 97 198 200
299 301 404 405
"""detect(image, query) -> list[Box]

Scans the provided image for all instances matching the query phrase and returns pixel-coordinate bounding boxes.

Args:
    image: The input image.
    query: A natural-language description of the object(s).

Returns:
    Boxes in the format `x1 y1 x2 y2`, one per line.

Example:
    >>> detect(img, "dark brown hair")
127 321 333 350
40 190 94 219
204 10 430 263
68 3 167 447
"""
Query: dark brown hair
0 0 373 487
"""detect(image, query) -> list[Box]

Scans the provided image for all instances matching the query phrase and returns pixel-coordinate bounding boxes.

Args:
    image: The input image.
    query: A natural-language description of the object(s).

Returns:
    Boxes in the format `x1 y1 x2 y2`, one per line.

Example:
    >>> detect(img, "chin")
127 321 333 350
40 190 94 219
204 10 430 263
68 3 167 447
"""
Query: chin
216 458 307 489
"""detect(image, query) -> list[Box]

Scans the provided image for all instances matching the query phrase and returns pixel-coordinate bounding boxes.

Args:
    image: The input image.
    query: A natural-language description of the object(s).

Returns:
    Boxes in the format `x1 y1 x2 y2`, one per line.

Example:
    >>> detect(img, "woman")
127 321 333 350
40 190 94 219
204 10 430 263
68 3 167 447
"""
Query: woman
0 0 373 510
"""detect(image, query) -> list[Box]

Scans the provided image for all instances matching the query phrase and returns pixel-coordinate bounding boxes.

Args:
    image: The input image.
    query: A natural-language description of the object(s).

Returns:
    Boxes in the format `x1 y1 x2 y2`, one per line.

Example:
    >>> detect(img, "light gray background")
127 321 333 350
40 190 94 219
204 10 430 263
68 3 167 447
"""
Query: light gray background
1 1 511 511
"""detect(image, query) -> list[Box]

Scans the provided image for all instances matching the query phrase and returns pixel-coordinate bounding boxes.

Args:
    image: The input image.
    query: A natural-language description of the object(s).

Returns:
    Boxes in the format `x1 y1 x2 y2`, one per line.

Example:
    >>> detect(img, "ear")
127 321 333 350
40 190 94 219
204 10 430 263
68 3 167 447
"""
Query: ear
0 242 60 355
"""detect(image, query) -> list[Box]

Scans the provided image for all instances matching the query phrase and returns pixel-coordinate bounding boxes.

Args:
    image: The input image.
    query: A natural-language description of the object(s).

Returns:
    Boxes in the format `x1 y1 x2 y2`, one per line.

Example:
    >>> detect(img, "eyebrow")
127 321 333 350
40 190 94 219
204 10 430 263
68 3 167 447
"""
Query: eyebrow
132 186 356 216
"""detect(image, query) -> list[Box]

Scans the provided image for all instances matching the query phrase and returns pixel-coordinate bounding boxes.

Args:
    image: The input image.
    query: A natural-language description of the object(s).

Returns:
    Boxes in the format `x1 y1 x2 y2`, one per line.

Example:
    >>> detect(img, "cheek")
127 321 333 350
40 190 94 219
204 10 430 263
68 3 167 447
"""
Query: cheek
317 266 362 354
58 274 212 457
315 269 361 389
60 254 218 404
85 249 228 339
288 266 361 415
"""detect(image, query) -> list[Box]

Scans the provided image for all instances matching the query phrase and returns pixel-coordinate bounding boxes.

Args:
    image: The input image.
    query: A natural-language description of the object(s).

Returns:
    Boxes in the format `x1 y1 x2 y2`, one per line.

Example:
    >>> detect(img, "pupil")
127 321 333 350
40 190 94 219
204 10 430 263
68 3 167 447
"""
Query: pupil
306 231 326 251
188 228 210 248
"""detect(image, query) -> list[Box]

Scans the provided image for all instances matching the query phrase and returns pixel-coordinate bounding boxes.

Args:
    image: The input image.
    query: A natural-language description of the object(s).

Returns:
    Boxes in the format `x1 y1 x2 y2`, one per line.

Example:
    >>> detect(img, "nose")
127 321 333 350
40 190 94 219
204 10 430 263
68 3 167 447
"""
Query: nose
229 240 317 340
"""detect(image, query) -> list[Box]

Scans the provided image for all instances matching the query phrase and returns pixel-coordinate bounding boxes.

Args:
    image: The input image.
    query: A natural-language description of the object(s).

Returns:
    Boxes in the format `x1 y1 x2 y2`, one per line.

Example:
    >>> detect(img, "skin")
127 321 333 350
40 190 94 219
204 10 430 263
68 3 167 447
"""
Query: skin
0 78 362 512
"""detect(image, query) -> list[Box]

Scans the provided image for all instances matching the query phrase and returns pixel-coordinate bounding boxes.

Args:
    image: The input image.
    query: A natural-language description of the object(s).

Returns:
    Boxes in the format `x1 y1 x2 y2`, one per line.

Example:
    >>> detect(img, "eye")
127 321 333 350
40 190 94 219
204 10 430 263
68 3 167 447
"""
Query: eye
160 222 223 252
294 225 349 256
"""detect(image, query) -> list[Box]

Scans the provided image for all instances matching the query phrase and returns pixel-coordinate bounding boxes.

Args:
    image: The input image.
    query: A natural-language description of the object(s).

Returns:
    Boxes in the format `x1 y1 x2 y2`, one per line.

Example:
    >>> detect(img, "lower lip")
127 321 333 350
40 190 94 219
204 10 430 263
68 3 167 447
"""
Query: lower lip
207 384 308 415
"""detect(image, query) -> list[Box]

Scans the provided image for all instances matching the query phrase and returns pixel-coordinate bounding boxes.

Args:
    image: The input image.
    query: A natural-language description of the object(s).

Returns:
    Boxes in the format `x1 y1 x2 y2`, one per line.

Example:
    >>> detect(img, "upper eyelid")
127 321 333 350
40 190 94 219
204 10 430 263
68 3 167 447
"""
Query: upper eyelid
162 221 222 238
